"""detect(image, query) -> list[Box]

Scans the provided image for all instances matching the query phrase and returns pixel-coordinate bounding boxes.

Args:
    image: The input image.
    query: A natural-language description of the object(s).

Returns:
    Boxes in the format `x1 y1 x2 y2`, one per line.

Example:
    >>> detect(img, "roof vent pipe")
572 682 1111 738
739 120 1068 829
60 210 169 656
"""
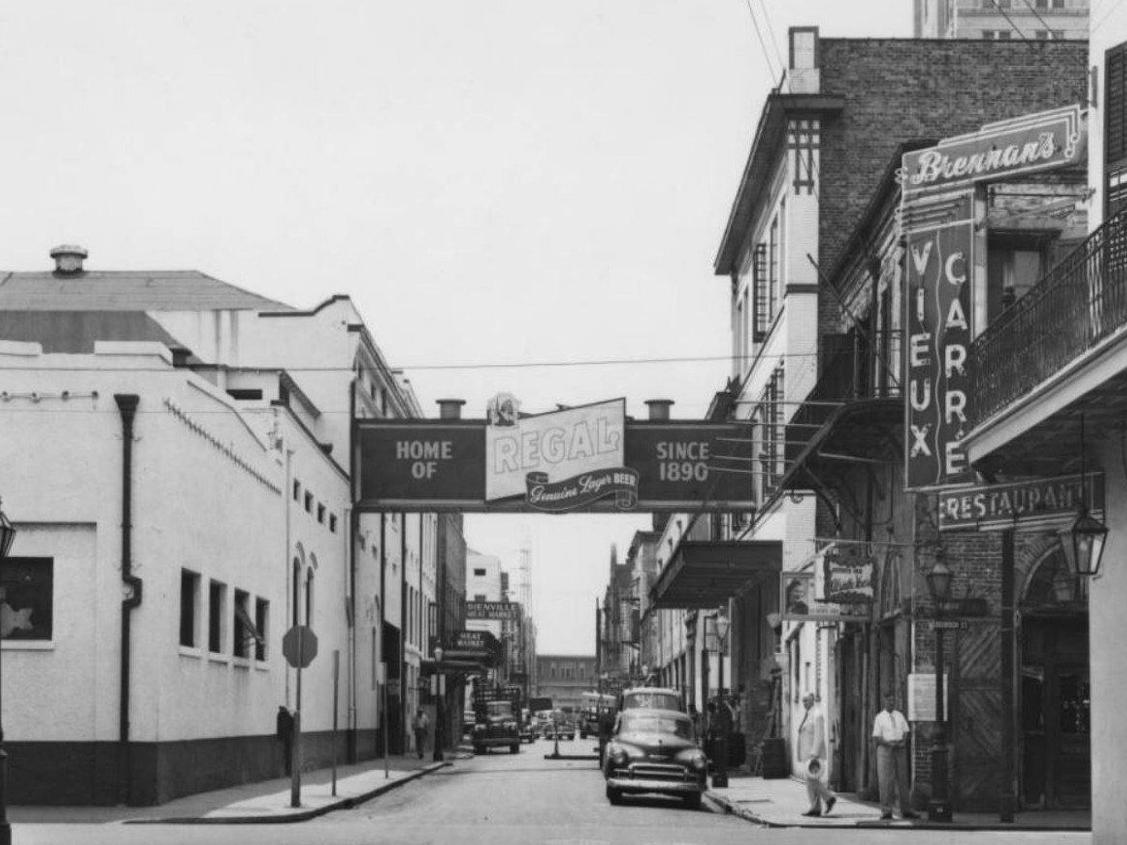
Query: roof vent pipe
436 399 465 419
644 399 674 421
50 244 88 274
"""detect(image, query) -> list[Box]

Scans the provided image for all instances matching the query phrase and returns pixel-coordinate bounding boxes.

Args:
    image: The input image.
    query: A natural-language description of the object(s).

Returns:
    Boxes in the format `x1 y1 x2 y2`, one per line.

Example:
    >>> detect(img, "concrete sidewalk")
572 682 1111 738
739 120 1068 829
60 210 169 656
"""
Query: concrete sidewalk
9 751 463 826
705 772 1091 831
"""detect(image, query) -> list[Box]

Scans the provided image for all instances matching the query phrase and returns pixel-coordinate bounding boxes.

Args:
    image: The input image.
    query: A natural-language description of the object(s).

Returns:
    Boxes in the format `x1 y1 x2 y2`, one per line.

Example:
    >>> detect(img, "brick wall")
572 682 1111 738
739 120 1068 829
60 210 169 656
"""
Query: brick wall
814 38 1088 337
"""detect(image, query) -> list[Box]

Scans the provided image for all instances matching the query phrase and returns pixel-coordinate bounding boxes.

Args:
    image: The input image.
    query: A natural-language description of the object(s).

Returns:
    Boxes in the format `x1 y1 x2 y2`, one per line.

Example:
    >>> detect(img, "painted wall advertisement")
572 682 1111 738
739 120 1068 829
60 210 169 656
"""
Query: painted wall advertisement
904 210 975 490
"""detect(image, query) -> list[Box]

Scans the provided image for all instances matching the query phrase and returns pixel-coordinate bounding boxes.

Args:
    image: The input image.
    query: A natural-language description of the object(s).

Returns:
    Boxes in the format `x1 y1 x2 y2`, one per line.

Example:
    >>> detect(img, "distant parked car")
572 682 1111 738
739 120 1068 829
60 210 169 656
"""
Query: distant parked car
603 709 707 809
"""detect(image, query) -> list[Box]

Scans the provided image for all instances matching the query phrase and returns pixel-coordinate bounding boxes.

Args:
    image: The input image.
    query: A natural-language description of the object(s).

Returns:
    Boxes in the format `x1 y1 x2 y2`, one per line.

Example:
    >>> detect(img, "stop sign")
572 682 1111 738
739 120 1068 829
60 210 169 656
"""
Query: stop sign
282 625 318 669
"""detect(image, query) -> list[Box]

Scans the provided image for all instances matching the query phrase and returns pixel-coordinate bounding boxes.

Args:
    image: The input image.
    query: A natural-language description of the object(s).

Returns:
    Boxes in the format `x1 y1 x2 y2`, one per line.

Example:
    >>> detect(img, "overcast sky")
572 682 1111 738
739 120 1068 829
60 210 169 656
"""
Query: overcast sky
0 1 910 652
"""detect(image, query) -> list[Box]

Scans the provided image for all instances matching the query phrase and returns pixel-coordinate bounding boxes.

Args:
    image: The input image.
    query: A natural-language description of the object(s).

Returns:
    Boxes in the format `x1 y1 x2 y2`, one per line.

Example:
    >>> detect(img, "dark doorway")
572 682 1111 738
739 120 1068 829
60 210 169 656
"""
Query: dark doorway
1020 615 1090 809
383 621 404 755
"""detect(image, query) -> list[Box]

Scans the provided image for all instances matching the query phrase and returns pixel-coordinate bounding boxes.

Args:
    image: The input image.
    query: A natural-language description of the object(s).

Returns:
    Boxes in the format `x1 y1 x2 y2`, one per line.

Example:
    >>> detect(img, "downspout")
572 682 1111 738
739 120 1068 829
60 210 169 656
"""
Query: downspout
115 394 142 806
400 513 407 751
347 380 358 762
379 513 387 755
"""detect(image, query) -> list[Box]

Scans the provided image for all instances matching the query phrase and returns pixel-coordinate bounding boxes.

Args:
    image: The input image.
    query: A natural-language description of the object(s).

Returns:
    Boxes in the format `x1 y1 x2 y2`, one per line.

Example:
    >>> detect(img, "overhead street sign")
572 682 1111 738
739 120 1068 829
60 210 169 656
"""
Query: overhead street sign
356 412 755 513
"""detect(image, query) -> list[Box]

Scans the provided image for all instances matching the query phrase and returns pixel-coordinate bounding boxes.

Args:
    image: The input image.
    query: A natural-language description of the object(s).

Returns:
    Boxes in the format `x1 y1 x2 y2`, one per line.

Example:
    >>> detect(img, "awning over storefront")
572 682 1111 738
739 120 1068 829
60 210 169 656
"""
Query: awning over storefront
650 540 782 609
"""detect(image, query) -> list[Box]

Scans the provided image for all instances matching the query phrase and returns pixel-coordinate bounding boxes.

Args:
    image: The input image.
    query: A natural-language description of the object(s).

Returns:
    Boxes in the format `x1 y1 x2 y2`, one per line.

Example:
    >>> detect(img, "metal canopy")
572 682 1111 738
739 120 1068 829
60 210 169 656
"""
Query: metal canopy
779 398 902 491
650 540 782 609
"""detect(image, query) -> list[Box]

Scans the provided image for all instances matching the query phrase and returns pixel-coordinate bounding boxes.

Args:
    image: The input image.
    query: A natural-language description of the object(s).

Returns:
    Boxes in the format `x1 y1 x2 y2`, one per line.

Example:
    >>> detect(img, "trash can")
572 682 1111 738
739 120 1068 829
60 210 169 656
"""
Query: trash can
760 737 788 779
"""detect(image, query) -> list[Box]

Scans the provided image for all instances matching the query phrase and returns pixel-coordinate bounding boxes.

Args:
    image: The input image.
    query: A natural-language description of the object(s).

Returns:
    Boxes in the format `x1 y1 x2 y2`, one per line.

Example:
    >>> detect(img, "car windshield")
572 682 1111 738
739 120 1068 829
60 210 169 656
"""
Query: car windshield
618 712 693 739
487 701 513 718
621 691 682 711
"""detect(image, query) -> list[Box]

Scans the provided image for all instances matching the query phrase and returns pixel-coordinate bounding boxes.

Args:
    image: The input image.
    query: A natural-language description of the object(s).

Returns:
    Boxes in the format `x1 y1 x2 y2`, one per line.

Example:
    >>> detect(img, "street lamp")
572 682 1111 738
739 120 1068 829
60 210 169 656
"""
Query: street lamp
705 612 731 789
926 554 953 823
0 499 16 845
1059 509 1108 578
432 647 445 762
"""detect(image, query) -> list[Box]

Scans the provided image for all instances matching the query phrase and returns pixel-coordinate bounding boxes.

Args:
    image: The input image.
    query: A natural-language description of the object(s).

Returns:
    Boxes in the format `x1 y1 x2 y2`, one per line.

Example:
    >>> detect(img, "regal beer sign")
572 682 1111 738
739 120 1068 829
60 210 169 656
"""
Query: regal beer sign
356 400 754 513
904 205 975 490
900 105 1084 197
485 398 637 511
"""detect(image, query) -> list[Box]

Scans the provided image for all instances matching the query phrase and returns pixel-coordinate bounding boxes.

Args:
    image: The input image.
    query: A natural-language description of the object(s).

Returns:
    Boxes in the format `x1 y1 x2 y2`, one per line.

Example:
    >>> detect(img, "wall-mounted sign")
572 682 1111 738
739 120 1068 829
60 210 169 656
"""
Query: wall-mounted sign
904 201 975 490
821 544 874 604
938 472 1105 532
465 601 521 621
781 571 870 623
355 412 755 512
900 104 1084 197
486 398 626 503
907 672 949 722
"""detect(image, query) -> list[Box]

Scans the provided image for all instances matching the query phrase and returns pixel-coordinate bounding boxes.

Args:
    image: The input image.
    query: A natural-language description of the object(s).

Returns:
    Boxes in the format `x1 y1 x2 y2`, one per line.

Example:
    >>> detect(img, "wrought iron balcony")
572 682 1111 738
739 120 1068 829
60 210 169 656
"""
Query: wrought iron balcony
972 210 1127 425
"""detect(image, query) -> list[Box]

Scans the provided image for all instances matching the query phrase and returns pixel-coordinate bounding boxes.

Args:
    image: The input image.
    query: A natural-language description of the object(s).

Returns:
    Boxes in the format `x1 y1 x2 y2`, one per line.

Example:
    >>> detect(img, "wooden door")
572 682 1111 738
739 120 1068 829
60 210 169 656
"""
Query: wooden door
953 621 1004 811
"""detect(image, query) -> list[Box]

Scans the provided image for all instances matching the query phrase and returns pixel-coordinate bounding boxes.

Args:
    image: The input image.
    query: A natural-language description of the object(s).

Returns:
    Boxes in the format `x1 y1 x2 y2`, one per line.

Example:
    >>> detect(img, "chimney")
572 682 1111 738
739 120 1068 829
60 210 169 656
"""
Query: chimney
644 399 674 421
50 244 87 274
436 398 465 419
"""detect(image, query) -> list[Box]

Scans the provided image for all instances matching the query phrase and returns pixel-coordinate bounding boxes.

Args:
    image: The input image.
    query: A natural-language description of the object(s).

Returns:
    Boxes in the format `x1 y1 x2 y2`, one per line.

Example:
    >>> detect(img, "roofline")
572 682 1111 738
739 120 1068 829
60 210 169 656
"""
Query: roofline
258 294 351 317
713 94 845 277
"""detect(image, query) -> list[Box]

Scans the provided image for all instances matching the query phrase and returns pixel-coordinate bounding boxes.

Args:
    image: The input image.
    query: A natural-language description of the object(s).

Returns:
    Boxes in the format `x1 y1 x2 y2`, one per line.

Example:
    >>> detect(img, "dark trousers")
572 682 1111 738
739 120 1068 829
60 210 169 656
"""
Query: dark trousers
414 728 426 758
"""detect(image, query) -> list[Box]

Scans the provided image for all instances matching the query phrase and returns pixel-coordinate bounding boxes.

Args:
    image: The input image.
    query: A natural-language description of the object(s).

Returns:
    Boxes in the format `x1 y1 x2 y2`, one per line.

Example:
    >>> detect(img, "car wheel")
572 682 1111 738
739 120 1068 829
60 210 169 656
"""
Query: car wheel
510 744 519 754
606 784 622 805
683 792 702 810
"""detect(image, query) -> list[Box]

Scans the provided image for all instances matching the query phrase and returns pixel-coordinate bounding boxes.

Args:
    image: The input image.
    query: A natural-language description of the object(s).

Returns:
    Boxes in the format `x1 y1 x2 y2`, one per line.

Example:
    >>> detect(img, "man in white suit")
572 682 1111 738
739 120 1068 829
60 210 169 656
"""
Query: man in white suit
797 692 836 816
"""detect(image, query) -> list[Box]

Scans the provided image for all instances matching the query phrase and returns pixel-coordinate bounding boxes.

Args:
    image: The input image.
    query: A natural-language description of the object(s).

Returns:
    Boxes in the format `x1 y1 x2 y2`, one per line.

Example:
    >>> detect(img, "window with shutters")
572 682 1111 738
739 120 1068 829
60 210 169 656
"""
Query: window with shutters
752 243 769 339
757 366 785 498
1107 42 1127 217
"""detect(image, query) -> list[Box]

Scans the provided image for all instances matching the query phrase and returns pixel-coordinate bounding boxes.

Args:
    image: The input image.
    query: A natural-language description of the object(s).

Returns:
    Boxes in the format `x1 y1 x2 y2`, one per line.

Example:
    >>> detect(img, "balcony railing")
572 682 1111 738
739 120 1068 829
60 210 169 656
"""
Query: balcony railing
784 330 901 464
973 210 1127 425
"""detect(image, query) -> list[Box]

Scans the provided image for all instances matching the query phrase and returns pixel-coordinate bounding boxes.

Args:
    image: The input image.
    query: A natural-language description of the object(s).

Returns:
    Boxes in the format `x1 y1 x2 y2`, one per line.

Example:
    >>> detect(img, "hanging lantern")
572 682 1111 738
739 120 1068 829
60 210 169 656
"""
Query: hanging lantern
1059 509 1108 577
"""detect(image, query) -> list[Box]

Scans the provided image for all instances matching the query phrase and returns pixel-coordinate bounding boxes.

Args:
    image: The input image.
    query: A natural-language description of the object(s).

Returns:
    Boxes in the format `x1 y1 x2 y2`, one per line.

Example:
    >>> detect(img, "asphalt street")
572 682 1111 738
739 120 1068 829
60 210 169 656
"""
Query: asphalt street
13 739 1095 845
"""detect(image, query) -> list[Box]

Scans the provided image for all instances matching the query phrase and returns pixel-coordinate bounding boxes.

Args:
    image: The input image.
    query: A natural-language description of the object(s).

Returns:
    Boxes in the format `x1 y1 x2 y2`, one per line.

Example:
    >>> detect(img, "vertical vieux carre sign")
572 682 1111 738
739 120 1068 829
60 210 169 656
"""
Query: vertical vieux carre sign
905 212 974 489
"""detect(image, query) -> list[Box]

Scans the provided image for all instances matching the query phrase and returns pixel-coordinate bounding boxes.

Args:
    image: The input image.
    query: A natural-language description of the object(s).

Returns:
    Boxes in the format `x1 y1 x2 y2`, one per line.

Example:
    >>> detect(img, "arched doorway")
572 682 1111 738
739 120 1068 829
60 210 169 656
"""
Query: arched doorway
1019 546 1090 809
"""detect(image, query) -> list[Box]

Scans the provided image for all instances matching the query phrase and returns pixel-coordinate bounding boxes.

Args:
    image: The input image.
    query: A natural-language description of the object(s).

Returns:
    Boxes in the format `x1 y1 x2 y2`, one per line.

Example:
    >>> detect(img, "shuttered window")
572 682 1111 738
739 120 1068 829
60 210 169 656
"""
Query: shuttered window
752 243 769 340
1106 42 1127 216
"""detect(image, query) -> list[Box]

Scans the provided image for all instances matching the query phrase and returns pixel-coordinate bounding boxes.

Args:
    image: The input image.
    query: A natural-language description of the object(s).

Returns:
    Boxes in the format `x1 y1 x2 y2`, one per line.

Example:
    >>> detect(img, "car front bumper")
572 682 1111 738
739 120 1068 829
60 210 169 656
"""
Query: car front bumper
605 776 703 795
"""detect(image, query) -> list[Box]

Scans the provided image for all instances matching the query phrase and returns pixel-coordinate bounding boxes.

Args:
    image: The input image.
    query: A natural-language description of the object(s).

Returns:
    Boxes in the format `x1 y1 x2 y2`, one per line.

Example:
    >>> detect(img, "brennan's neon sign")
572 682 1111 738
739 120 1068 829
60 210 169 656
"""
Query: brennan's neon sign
900 104 1083 196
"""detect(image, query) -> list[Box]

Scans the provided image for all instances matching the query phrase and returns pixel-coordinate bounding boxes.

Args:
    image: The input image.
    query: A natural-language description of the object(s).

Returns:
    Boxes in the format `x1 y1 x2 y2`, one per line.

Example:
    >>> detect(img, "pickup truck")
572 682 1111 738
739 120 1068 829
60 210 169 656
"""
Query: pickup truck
471 699 520 754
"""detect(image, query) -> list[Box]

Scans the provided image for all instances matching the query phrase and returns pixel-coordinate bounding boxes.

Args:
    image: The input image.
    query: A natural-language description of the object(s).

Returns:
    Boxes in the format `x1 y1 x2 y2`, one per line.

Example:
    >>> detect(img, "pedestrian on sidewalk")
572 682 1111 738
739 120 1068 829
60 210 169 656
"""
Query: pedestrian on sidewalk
872 691 919 821
276 705 294 776
797 692 836 817
412 709 430 760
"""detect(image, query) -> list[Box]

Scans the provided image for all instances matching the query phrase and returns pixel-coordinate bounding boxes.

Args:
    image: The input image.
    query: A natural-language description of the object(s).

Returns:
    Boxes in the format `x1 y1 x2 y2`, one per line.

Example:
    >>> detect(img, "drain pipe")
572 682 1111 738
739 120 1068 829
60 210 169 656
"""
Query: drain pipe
115 394 142 805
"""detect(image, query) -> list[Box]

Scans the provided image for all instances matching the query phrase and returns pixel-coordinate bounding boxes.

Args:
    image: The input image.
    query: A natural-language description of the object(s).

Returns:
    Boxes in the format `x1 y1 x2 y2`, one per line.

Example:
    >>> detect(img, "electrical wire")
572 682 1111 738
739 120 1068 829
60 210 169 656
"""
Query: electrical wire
755 0 787 80
741 0 781 82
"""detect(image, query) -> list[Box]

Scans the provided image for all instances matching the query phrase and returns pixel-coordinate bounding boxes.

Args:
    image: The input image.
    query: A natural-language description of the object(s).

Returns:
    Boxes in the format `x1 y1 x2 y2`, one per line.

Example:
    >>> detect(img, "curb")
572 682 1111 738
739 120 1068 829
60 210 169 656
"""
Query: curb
705 791 1091 832
126 761 452 825
543 754 599 761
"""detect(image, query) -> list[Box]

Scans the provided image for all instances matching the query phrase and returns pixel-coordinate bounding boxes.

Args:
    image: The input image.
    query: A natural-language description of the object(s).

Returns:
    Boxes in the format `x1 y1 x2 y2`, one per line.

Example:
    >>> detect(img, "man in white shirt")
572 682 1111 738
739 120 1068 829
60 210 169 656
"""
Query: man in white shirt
871 691 919 820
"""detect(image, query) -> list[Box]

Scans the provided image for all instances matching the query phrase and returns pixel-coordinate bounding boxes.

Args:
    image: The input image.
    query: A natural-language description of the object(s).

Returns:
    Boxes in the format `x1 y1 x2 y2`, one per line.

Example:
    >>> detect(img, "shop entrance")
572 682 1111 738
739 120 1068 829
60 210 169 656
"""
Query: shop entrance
1019 550 1090 810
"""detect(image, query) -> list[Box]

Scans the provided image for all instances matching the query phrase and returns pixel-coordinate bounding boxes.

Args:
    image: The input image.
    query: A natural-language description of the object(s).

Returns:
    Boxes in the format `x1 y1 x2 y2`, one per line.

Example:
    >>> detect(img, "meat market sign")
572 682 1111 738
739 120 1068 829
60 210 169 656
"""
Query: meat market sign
355 396 754 512
465 601 521 621
900 105 1084 197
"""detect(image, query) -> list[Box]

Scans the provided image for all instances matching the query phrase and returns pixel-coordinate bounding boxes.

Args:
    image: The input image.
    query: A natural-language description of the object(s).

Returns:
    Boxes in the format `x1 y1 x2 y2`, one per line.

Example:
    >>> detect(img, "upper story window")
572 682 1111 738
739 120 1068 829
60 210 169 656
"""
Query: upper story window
986 235 1047 324
751 208 785 343
982 29 1013 39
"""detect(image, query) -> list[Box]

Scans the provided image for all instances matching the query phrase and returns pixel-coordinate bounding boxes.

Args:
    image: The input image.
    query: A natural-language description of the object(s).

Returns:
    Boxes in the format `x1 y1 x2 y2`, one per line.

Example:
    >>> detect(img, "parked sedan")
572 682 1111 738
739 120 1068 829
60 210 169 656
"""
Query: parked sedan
603 709 707 809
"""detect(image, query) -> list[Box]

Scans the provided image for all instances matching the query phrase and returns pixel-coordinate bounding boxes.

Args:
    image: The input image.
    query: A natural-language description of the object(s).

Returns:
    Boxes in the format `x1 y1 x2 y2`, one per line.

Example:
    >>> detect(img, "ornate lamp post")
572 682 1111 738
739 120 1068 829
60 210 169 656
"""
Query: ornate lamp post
706 612 732 789
432 647 445 762
926 555 953 823
0 500 17 845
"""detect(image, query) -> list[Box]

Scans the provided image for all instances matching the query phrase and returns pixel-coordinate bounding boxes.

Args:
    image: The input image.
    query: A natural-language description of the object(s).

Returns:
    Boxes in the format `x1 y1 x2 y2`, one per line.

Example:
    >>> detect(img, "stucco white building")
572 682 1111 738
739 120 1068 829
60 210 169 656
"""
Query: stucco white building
0 247 442 803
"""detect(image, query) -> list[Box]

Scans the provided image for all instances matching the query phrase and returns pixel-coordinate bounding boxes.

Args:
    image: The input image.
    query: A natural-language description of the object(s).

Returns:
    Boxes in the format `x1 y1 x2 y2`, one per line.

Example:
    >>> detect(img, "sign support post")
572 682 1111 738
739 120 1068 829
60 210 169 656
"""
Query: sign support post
290 626 303 809
331 649 340 797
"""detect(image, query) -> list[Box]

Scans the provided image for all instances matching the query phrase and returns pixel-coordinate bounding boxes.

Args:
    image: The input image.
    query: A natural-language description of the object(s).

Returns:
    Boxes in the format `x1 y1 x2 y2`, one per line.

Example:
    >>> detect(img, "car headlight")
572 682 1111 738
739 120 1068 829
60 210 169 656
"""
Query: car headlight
687 752 708 771
610 746 629 766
